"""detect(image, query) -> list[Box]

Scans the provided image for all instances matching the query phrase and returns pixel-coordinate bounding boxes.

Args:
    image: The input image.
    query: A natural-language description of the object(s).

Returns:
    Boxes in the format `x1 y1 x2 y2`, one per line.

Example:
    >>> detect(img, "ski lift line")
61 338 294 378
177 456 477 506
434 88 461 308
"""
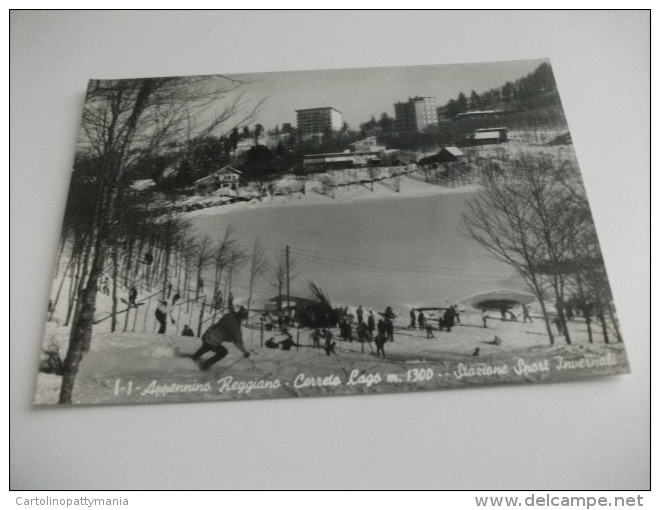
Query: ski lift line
241 239 513 277
292 251 510 278
232 239 512 278
281 251 511 282
93 287 165 325
288 245 513 276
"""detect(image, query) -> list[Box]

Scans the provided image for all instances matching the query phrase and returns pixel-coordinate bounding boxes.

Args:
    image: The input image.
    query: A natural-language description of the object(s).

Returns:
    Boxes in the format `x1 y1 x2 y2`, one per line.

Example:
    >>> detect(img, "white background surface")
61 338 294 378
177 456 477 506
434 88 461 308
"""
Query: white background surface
9 10 650 489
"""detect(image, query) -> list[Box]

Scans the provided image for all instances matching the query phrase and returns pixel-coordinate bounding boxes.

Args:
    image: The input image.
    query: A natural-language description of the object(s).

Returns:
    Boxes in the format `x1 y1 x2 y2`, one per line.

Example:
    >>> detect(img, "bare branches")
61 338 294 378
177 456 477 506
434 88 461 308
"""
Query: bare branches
462 151 607 345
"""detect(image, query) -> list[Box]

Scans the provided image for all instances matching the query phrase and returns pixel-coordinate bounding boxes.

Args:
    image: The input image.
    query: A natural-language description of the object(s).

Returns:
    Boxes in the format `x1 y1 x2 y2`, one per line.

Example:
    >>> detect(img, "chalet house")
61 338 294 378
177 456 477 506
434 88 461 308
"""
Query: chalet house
193 166 242 196
419 146 467 166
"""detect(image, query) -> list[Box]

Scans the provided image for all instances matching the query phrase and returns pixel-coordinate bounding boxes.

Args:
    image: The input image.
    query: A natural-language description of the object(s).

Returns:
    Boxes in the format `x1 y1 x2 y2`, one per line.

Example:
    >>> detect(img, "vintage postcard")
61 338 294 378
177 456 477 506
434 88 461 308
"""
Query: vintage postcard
35 59 629 406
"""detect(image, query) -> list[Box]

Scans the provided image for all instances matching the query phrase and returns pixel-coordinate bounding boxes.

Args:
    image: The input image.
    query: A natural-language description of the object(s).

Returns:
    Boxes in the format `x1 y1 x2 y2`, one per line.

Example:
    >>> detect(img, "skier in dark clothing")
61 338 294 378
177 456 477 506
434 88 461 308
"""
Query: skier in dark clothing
356 305 364 325
418 311 425 331
278 328 298 351
181 324 195 337
443 306 456 333
323 329 336 356
385 318 394 341
453 305 461 323
172 291 181 306
522 304 533 323
192 311 250 371
409 309 416 329
129 286 138 307
155 300 174 334
375 320 387 358
367 311 375 334
100 275 109 295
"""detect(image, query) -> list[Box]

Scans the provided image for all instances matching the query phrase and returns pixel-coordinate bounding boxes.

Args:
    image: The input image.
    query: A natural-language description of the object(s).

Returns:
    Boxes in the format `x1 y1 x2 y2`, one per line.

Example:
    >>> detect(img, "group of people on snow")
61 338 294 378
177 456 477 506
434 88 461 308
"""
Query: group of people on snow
408 305 460 336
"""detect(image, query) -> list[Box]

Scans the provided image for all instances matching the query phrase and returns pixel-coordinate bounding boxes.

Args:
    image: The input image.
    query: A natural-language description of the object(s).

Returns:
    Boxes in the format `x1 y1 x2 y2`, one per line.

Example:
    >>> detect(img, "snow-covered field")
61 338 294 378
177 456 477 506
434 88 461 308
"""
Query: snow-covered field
35 309 628 406
35 138 629 406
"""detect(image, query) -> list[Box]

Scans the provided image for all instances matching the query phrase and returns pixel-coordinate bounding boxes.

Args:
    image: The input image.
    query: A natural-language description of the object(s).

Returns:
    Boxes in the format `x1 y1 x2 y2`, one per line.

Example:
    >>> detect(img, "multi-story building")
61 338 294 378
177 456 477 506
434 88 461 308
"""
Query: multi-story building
394 96 437 133
295 107 342 139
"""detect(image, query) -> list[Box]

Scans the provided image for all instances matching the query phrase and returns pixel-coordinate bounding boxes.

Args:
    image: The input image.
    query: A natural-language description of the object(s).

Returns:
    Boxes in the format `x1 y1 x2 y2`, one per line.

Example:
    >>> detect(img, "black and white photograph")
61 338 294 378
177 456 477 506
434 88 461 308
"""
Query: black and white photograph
34 58 631 406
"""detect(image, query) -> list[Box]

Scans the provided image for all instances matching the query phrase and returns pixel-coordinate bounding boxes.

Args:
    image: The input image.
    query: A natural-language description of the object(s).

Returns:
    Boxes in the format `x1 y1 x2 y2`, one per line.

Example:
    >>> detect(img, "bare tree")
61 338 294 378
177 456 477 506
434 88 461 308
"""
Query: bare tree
58 75 262 404
463 170 556 344
192 235 215 301
211 225 239 310
245 237 270 325
464 152 619 347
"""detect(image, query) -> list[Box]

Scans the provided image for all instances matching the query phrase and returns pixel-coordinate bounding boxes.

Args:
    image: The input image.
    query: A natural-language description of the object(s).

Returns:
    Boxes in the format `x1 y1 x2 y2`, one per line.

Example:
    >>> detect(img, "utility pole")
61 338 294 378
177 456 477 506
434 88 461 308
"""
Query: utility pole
286 245 291 324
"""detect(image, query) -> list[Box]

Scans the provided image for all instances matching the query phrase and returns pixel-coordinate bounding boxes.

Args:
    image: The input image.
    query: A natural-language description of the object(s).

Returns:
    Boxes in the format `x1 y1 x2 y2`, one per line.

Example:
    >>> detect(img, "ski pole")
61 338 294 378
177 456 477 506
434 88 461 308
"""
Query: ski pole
214 355 248 377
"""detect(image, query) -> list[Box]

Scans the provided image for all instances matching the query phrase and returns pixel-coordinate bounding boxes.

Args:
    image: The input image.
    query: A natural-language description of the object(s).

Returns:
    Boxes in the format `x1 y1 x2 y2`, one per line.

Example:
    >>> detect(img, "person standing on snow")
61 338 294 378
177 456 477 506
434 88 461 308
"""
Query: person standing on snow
409 309 416 330
129 286 138 307
418 310 425 331
443 306 456 333
367 310 375 335
155 300 175 334
481 309 489 328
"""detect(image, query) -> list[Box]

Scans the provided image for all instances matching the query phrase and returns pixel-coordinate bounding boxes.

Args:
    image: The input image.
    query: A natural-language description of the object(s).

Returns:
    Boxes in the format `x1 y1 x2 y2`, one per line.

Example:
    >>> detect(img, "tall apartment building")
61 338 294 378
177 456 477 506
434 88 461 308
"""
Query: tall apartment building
394 96 437 133
295 107 343 139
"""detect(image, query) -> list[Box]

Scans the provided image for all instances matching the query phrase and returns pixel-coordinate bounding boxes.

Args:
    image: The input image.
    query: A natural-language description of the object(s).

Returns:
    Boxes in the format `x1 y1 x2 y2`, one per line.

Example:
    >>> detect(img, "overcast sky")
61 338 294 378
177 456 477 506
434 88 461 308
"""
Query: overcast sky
217 58 548 132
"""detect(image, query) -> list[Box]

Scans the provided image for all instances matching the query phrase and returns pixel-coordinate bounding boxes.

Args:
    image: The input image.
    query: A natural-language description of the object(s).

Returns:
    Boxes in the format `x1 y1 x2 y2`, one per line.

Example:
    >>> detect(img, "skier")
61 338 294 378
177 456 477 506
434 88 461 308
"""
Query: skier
172 291 181 306
408 309 416 329
418 310 425 331
453 305 461 323
367 310 375 334
192 311 250 371
443 306 456 333
323 329 336 356
522 304 533 323
155 300 175 334
278 327 298 351
129 286 138 307
100 275 109 295
181 324 195 337
481 309 489 328
374 322 387 358
356 305 364 325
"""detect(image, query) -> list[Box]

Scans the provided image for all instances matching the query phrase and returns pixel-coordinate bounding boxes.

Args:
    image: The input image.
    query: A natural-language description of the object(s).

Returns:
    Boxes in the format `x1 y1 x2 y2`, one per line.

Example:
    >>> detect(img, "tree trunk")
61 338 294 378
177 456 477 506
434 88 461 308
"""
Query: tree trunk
59 243 105 403
49 256 74 321
110 240 119 333
606 301 622 342
599 310 609 344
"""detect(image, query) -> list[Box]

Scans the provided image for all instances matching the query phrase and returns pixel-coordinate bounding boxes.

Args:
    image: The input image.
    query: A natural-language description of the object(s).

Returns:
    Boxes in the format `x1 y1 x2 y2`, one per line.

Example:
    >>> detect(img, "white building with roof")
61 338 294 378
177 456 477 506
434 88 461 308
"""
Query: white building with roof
193 166 242 195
